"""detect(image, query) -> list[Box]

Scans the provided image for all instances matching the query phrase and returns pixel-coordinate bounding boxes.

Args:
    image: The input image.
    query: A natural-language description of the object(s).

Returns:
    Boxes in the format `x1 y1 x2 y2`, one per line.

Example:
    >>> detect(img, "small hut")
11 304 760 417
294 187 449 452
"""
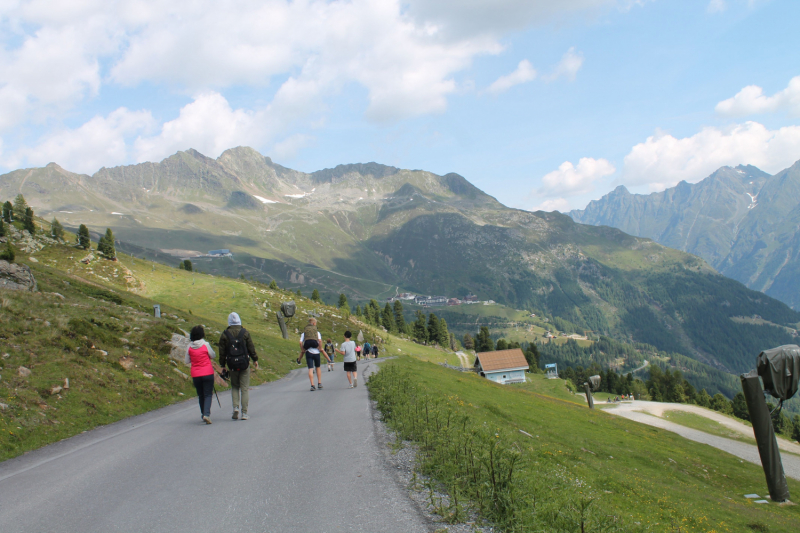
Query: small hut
474 349 529 384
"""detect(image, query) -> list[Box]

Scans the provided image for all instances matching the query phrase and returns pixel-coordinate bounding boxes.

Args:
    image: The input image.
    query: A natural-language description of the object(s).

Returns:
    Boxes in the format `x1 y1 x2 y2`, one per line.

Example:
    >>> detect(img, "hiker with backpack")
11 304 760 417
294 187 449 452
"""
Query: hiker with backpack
336 330 358 388
185 325 217 425
219 312 258 420
325 338 335 372
363 341 371 360
372 343 379 358
298 317 330 391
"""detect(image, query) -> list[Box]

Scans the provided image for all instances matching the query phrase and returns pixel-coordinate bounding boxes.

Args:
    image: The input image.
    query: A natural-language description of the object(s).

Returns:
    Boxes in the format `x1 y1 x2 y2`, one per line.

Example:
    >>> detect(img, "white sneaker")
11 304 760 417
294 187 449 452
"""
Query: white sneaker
241 413 249 421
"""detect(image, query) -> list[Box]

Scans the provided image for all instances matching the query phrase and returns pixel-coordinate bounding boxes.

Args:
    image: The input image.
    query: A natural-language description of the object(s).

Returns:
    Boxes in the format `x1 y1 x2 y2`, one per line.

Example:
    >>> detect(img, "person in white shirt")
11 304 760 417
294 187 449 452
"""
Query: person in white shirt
336 330 358 388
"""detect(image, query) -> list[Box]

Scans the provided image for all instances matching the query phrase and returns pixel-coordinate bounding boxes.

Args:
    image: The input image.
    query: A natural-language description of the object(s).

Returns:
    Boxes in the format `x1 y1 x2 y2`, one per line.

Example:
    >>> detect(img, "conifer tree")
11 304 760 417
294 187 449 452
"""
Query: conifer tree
393 300 406 333
437 318 450 347
97 228 116 258
77 224 91 249
476 326 493 352
311 289 321 302
183 259 191 271
51 218 64 240
13 194 28 221
427 313 440 345
269 279 278 290
338 293 349 308
462 332 474 350
0 217 5 237
495 338 508 351
296 289 302 297
355 305 362 317
413 311 427 343
382 302 396 332
0 239 15 262
2 201 11 222
23 207 35 234
179 261 186 270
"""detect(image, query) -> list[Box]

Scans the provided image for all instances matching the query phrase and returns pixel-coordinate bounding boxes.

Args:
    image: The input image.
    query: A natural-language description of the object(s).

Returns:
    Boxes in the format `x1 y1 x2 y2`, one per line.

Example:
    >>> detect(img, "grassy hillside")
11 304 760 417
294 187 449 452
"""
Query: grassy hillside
0 231 450 461
369 357 800 532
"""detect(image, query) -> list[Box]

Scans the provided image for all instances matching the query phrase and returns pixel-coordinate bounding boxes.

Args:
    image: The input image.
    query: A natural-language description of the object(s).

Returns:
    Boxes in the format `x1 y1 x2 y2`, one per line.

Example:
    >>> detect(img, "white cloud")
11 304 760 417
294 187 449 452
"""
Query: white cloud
134 93 265 163
538 157 616 196
621 121 800 190
531 198 570 212
487 60 537 95
543 47 584 82
4 108 155 174
715 76 800 117
707 0 726 13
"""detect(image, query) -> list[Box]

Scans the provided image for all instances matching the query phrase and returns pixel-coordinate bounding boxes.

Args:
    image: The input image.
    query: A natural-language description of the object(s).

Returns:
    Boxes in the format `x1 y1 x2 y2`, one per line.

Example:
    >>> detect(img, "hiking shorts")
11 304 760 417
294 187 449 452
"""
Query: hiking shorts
344 361 357 372
305 352 321 368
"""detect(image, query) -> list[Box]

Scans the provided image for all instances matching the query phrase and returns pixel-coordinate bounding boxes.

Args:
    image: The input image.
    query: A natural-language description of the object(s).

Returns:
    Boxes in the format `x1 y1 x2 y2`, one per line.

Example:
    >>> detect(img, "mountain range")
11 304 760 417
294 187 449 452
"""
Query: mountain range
2 147 799 377
570 160 800 310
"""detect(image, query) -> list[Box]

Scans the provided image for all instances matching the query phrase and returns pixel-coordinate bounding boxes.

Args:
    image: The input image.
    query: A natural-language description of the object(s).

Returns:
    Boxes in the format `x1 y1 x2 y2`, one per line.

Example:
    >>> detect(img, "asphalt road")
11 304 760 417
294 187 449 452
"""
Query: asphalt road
0 360 432 533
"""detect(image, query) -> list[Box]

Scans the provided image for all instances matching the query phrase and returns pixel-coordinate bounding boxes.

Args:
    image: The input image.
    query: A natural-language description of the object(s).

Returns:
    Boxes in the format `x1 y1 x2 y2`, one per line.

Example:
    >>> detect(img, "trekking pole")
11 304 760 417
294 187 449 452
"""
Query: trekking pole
213 385 221 408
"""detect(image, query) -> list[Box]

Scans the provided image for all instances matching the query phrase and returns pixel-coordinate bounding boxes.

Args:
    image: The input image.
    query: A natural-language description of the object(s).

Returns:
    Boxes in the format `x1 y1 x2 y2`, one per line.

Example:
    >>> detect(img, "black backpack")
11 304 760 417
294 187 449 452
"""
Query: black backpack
225 329 249 371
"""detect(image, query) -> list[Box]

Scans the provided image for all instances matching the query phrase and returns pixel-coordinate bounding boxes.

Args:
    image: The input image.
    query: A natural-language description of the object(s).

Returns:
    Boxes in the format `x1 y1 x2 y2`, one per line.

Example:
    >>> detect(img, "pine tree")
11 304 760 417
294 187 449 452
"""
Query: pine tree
462 333 474 350
427 313 440 345
296 289 302 297
77 224 91 249
2 201 12 222
437 318 450 347
269 280 278 290
393 300 406 333
355 305 363 317
413 311 428 343
382 303 396 332
0 239 14 262
338 293 349 309
179 261 186 270
731 392 749 421
476 326 494 352
496 338 508 351
183 259 192 271
98 228 115 258
0 217 5 238
51 218 64 240
311 289 321 302
524 343 540 369
13 194 28 221
23 207 35 234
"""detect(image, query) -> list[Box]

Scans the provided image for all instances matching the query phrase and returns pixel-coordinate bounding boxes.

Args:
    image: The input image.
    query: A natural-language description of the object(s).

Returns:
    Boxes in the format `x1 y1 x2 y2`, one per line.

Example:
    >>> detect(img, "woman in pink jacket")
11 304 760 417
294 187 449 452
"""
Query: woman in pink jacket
185 325 217 424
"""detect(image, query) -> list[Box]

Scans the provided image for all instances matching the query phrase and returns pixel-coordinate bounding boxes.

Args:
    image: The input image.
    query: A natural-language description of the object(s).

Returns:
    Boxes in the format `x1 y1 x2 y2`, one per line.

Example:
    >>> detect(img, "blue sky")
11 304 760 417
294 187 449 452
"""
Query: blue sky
1 0 799 211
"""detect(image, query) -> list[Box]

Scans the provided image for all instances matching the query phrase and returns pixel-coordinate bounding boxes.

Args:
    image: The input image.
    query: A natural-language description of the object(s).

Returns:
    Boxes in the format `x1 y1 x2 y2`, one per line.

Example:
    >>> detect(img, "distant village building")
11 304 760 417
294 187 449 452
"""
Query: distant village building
447 298 461 306
474 349 529 384
464 294 478 302
415 295 447 306
398 293 416 300
208 249 232 257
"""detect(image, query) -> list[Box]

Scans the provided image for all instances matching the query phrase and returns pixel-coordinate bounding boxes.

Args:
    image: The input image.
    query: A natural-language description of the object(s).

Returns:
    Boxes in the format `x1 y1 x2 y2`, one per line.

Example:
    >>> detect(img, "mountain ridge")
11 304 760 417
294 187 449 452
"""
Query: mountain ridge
570 160 800 309
2 146 799 377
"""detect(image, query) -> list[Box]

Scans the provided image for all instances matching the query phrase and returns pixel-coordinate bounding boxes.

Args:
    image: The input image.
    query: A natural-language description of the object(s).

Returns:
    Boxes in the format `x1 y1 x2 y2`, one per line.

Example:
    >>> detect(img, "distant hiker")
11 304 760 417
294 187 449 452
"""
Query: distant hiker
325 338 335 371
186 325 216 424
363 341 371 360
355 344 362 361
298 318 330 391
219 312 258 420
372 344 379 358
336 330 358 388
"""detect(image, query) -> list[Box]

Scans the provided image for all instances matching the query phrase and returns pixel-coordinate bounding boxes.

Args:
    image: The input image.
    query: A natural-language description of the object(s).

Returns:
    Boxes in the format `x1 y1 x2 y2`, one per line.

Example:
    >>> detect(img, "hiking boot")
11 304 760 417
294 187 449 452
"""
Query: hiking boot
232 409 239 420
310 385 316 391
317 383 323 390
241 413 249 421
203 416 212 425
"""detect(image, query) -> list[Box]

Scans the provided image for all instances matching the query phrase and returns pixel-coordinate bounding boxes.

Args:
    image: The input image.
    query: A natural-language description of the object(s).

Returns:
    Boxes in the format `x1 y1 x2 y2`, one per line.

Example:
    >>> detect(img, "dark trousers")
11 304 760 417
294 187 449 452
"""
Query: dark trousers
193 374 214 417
